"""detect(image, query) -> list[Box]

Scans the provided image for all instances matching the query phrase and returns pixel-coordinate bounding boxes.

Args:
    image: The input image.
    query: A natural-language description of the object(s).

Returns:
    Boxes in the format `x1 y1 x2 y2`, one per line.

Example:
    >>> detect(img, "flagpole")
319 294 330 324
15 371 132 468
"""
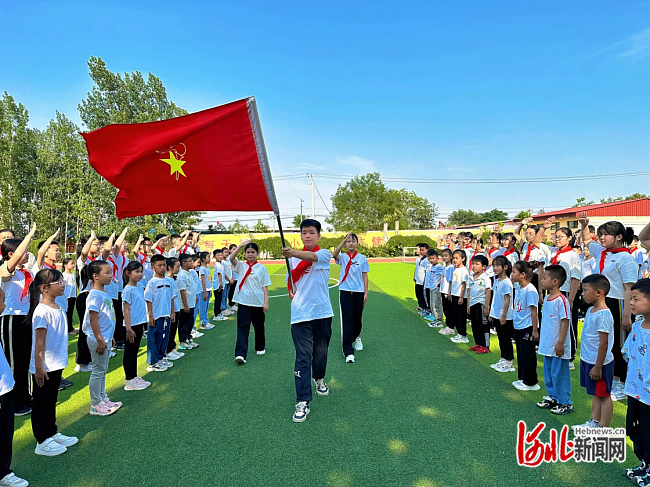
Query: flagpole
277 213 295 294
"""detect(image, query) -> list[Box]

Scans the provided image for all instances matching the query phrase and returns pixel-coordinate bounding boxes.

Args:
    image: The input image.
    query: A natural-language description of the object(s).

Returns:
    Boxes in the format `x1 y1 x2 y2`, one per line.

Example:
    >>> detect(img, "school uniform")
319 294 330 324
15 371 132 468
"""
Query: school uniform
136 253 153 288
513 283 539 387
83 289 116 406
144 277 175 365
622 320 650 466
221 261 233 311
122 284 147 380
413 256 428 309
63 271 77 333
424 263 445 322
441 265 454 325
0 343 15 480
0 263 33 412
179 244 195 255
106 254 126 343
590 242 639 383
176 269 197 344
465 272 491 347
449 266 469 335
229 264 239 307
167 277 181 355
153 246 168 257
288 248 334 403
336 252 370 357
579 307 615 397
503 247 519 267
233 260 272 358
631 247 644 279
461 246 475 271
29 303 68 444
537 294 572 406
191 268 201 324
486 247 505 278
489 277 514 361
212 262 224 317
197 266 211 325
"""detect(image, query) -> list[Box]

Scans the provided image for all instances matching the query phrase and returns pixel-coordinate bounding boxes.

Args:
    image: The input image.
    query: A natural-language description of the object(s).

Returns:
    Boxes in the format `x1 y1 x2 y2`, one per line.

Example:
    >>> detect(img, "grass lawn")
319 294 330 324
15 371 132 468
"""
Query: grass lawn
10 263 636 486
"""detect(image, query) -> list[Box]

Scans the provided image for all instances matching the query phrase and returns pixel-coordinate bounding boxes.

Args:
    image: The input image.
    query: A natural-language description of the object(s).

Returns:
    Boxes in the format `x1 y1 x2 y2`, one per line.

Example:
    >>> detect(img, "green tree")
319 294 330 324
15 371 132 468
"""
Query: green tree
228 220 249 234
572 197 595 208
600 192 648 203
447 209 482 226
479 208 509 223
515 209 532 220
252 219 270 233
76 56 201 238
326 173 438 232
292 214 305 228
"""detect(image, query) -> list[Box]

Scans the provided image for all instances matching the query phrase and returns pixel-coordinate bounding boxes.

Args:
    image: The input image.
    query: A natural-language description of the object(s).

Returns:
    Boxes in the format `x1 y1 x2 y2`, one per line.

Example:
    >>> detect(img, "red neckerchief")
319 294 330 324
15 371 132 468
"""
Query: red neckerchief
504 247 517 257
524 243 536 261
138 253 149 266
599 247 631 272
87 255 95 262
238 260 258 291
155 246 165 255
630 247 638 253
107 256 118 278
489 247 500 256
340 251 358 284
551 246 573 265
181 243 191 254
43 261 56 269
592 236 597 241
463 245 472 250
287 246 320 291
18 268 33 302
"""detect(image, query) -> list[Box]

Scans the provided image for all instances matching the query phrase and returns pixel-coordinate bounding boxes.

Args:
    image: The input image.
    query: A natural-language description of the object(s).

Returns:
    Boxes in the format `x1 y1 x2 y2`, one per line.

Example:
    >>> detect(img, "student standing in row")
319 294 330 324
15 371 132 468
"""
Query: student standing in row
333 233 370 364
413 244 429 312
282 219 333 423
144 255 176 372
177 254 198 351
489 256 515 373
28 269 78 456
229 240 271 364
511 261 540 392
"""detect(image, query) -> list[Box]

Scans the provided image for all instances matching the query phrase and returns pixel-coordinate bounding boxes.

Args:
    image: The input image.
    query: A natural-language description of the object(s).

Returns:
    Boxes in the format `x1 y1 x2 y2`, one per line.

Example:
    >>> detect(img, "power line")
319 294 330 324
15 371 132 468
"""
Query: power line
313 180 331 213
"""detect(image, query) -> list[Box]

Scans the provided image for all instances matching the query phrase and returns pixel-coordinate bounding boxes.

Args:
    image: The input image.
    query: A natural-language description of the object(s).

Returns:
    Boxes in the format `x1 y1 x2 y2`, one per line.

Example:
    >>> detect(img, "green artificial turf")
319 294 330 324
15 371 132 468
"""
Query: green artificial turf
10 263 636 486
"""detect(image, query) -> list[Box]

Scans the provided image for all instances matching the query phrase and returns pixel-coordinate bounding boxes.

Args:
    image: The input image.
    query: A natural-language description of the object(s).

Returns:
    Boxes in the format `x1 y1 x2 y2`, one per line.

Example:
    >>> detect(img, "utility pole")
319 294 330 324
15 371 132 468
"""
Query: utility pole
299 197 304 225
311 173 315 219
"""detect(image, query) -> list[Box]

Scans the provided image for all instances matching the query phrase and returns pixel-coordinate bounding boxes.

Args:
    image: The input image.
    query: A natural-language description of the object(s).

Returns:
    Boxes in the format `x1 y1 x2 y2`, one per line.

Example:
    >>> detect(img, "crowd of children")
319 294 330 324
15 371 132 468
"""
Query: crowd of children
415 216 650 485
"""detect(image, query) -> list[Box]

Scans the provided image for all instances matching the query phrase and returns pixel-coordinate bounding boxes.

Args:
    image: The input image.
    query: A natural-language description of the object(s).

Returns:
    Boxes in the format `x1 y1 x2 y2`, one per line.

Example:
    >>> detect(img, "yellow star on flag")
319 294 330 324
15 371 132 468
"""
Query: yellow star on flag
160 151 187 178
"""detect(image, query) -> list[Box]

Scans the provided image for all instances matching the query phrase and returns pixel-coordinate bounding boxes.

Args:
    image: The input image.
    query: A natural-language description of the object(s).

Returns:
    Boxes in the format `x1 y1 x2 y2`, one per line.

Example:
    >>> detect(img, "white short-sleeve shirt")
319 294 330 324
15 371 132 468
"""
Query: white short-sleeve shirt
589 242 639 300
122 284 147 326
0 263 32 316
177 268 197 308
580 307 614 365
545 247 582 293
83 289 116 341
337 252 370 293
513 283 539 330
622 320 650 406
414 256 427 285
489 277 513 321
288 249 334 324
144 277 175 320
29 303 69 373
233 261 272 307
465 272 491 307
63 271 77 299
450 266 469 297
212 262 224 290
538 294 571 359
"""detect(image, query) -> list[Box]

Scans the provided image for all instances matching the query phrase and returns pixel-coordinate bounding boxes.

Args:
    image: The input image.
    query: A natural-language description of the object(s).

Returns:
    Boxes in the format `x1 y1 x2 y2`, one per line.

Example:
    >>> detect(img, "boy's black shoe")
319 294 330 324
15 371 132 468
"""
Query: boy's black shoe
551 404 575 415
536 396 557 409
14 406 31 416
635 471 650 487
627 461 647 479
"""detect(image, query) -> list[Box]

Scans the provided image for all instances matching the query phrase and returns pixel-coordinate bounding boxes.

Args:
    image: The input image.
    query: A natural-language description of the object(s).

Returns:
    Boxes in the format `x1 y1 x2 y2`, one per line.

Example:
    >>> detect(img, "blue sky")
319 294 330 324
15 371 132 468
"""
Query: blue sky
2 1 649 229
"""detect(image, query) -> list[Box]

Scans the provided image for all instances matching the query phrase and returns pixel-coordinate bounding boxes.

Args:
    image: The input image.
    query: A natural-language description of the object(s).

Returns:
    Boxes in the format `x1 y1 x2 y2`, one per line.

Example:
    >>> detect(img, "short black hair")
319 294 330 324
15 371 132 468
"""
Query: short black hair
472 254 488 267
582 274 610 295
150 254 166 265
142 237 152 244
0 229 15 236
166 257 179 269
544 264 567 286
97 235 109 243
300 218 321 234
631 278 650 299
229 243 237 250
418 243 430 250
426 249 438 257
156 234 168 241
192 254 201 262
440 248 452 257
170 233 181 239
179 254 192 265
213 248 223 256
37 240 59 249
244 242 259 253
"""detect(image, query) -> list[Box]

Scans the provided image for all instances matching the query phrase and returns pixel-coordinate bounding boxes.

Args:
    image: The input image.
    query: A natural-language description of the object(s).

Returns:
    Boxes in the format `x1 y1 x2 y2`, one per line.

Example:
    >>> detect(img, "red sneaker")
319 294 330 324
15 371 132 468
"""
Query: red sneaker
476 346 491 354
468 345 480 351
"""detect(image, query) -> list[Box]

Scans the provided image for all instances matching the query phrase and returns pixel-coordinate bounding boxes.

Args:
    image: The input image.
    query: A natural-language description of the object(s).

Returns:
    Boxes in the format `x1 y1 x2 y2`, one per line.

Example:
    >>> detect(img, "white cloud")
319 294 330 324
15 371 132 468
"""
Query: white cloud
588 27 650 62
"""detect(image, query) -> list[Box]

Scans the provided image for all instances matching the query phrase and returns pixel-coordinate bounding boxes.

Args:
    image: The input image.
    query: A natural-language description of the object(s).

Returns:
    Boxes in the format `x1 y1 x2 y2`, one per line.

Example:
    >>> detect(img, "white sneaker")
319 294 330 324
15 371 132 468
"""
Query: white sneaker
166 351 180 360
161 359 173 368
512 380 524 388
514 382 541 391
188 340 199 349
223 310 235 316
345 354 355 363
146 362 167 372
496 362 516 373
203 324 215 330
491 358 506 369
256 349 266 355
315 378 329 395
235 356 246 364
51 432 78 447
109 351 116 358
0 472 29 487
215 315 228 321
74 363 92 372
450 334 469 344
572 419 601 430
124 378 149 391
172 349 184 357
569 362 575 370
192 330 205 338
134 376 151 387
293 401 309 422
34 437 67 456
354 337 363 351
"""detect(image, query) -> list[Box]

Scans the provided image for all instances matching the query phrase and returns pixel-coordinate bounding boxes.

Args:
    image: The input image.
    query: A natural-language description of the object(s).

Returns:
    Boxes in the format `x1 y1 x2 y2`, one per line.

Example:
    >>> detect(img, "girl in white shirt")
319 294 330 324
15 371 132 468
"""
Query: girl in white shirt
197 252 212 328
83 261 121 417
122 261 151 391
0 223 37 416
229 241 271 364
27 268 78 456
444 250 469 341
490 256 515 372
580 214 640 400
62 258 78 335
485 232 505 278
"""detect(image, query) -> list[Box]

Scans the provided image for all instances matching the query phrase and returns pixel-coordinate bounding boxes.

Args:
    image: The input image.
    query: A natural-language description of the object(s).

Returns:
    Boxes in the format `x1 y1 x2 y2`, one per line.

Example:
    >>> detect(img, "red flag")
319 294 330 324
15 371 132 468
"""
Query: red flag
82 97 279 219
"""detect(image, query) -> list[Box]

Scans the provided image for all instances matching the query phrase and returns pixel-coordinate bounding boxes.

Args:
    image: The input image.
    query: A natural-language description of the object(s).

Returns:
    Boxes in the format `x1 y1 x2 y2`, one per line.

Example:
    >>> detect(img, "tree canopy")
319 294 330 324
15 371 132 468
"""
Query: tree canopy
326 173 438 233
447 208 509 226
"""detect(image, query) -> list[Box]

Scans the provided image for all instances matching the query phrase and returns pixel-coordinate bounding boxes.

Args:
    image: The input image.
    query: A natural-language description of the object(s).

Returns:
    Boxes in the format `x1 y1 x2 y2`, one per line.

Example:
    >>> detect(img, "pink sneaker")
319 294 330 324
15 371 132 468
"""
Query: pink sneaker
89 402 113 416
102 398 122 411
439 327 455 335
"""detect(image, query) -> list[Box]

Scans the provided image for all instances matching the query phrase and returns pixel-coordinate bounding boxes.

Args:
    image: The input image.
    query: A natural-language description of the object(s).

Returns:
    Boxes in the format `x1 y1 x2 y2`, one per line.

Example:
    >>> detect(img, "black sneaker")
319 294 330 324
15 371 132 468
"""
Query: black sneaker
536 396 558 409
551 404 575 415
627 461 647 479
14 406 31 416
114 342 125 351
60 378 73 389
636 471 650 487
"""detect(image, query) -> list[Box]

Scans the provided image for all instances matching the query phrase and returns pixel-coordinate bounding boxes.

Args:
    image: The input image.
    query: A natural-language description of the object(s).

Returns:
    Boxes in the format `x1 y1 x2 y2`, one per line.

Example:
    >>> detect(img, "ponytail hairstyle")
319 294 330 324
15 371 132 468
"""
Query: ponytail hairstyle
62 257 74 268
123 261 143 287
597 221 635 247
513 260 534 281
452 249 467 266
86 260 110 286
199 251 210 263
489 232 503 245
0 238 21 265
166 257 179 271
492 255 511 277
555 227 575 248
27 268 63 323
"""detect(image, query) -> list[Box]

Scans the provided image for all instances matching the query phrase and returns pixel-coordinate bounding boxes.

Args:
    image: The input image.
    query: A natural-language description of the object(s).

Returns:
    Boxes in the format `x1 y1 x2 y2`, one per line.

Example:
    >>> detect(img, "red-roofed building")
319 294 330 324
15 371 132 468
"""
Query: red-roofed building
529 198 650 233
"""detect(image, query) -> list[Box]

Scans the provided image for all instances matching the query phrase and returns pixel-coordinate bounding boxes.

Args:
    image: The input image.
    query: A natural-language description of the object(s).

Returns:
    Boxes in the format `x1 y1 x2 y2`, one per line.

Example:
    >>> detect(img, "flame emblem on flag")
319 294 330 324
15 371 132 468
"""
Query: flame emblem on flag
157 143 188 180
